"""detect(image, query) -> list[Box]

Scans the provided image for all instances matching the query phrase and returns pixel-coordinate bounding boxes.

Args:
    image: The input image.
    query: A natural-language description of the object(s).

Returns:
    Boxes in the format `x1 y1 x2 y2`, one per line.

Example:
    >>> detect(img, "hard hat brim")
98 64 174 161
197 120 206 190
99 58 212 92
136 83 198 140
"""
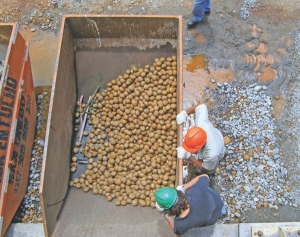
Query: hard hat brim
183 141 201 153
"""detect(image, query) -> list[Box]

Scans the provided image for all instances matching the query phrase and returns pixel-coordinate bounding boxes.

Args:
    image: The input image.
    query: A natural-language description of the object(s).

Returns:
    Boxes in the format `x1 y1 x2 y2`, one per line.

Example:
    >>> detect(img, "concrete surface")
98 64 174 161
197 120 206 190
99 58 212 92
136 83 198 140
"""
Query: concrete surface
239 222 300 237
182 223 239 237
7 222 300 237
4 223 44 237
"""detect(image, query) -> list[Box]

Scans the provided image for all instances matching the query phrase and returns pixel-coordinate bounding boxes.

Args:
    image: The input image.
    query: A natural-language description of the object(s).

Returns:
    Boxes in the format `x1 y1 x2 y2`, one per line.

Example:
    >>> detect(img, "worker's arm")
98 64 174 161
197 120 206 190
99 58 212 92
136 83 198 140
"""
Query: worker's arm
183 174 209 191
177 103 205 125
164 215 175 231
189 155 204 169
185 103 203 115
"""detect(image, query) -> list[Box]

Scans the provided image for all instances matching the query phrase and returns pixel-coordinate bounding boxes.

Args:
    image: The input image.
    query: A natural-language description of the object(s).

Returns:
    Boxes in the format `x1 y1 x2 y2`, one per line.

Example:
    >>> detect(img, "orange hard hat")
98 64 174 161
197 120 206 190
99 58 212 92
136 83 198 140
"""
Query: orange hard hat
183 127 207 153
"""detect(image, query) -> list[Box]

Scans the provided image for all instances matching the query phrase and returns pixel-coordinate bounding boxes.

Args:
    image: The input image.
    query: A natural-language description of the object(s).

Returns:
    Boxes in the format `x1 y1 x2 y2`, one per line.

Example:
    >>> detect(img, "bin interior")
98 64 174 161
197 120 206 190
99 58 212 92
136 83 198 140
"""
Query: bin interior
0 26 11 61
41 16 182 237
0 25 11 75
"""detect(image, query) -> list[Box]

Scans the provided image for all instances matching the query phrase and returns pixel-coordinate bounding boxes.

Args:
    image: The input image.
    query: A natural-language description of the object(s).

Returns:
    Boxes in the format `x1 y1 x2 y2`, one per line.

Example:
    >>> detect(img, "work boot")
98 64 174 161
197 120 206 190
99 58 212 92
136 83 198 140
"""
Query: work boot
187 19 201 28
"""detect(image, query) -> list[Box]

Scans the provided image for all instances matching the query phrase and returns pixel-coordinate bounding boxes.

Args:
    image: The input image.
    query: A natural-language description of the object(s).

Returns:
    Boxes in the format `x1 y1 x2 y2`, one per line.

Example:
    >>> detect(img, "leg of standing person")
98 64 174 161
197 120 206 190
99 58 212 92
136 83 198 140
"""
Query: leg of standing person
204 0 211 14
187 0 211 28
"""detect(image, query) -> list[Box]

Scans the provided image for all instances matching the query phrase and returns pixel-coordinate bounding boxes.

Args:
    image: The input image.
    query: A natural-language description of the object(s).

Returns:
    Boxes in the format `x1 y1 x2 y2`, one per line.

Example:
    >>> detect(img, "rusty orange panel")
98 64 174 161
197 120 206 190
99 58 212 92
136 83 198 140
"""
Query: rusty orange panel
0 24 37 237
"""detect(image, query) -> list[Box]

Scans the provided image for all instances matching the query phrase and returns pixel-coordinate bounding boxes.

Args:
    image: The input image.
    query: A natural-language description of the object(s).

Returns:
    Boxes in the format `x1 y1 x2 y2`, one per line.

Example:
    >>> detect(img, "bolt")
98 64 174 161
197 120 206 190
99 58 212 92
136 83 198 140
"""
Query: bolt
257 230 263 236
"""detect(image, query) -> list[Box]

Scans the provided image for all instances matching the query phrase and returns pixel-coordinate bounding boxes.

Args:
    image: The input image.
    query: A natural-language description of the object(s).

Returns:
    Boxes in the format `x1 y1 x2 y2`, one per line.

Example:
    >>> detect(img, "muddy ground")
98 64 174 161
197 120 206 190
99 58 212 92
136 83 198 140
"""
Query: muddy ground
1 0 300 225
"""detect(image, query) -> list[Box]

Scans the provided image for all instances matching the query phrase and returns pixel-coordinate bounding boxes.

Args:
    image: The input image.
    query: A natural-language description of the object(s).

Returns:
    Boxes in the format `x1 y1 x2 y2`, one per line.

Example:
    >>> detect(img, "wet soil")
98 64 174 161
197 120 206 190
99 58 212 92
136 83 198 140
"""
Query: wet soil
2 0 300 226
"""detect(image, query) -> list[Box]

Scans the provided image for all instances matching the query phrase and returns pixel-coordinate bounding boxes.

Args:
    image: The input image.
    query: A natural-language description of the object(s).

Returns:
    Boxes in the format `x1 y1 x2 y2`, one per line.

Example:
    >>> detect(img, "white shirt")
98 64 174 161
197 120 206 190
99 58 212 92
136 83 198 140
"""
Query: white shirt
194 104 225 171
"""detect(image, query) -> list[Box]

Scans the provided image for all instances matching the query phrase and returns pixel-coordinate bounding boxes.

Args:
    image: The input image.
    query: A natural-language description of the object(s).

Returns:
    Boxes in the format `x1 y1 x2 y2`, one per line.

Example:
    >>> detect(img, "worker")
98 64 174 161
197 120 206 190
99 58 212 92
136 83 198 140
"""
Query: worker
176 103 225 175
187 0 211 28
155 174 226 235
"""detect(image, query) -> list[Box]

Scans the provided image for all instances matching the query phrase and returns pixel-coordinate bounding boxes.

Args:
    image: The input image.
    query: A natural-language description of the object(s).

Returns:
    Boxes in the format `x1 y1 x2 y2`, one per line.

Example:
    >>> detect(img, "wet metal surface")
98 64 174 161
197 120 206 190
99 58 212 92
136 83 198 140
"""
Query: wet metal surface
19 26 59 86
75 43 176 100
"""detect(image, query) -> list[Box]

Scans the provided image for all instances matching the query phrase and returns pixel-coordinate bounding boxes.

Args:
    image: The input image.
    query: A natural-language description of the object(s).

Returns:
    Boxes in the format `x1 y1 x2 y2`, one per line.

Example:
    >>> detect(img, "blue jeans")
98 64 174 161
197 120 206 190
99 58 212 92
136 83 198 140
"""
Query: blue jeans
193 0 211 21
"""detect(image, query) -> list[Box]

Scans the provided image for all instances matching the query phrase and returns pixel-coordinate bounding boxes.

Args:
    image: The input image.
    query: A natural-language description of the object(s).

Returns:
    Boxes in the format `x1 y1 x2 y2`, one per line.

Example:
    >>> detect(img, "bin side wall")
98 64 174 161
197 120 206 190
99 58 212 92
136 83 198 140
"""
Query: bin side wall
2 53 37 237
40 20 76 237
175 16 183 186
66 16 179 40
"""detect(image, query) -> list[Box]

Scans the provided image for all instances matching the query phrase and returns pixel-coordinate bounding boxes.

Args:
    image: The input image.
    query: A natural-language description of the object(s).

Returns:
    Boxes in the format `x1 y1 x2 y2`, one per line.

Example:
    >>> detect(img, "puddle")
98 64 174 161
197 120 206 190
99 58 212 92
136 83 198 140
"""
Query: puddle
19 26 59 86
273 96 285 119
186 54 208 72
257 66 277 81
183 55 235 107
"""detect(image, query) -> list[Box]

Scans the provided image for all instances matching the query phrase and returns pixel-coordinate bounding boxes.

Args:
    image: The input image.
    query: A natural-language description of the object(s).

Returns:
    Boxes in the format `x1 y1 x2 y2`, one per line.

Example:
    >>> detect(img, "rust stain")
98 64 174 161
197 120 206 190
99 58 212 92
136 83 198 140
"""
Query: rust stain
188 28 198 35
186 54 208 72
264 54 275 65
197 34 206 43
276 48 289 58
249 24 262 38
273 97 285 119
256 42 268 54
257 66 277 81
243 53 279 72
247 42 255 49
286 38 292 47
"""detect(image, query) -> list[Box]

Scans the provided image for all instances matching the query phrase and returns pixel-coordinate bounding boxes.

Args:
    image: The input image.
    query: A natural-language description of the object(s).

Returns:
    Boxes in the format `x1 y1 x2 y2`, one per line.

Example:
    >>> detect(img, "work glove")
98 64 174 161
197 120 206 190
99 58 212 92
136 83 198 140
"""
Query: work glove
155 202 164 212
176 110 188 125
176 185 185 194
176 146 191 160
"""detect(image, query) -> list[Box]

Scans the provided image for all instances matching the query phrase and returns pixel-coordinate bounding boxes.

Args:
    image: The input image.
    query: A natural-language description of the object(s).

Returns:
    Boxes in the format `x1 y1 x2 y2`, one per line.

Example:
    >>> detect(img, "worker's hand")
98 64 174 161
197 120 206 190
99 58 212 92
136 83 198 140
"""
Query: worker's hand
176 146 191 160
155 202 164 212
176 110 188 125
176 185 185 194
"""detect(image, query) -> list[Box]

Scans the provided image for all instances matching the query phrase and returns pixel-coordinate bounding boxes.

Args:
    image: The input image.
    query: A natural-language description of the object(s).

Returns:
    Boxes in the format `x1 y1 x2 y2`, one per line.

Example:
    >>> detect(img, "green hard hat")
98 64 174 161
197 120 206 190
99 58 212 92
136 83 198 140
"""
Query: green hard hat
155 187 178 210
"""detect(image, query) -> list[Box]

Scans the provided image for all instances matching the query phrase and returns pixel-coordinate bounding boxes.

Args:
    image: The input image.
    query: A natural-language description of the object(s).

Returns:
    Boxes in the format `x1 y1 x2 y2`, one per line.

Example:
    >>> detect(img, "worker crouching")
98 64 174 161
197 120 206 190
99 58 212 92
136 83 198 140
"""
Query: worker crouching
155 174 226 235
176 103 226 175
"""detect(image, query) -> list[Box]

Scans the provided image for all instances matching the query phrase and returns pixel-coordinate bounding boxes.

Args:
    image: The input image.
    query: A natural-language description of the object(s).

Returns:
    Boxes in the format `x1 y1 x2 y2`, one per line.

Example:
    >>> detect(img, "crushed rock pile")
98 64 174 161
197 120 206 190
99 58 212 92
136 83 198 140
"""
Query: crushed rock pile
183 80 297 222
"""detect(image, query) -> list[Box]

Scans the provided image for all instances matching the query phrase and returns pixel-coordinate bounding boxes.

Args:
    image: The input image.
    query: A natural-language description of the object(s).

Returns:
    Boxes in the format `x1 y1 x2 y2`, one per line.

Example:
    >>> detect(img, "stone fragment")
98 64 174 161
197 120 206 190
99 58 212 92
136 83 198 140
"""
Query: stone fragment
223 136 231 144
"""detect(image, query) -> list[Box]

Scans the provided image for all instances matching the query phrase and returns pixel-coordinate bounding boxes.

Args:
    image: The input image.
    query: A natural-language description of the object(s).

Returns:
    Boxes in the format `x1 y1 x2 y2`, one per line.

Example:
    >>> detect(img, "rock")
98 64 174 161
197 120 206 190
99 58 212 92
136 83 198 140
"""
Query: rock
254 86 261 91
234 212 241 217
243 154 250 160
244 186 251 192
31 28 36 32
210 78 216 83
224 136 231 144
